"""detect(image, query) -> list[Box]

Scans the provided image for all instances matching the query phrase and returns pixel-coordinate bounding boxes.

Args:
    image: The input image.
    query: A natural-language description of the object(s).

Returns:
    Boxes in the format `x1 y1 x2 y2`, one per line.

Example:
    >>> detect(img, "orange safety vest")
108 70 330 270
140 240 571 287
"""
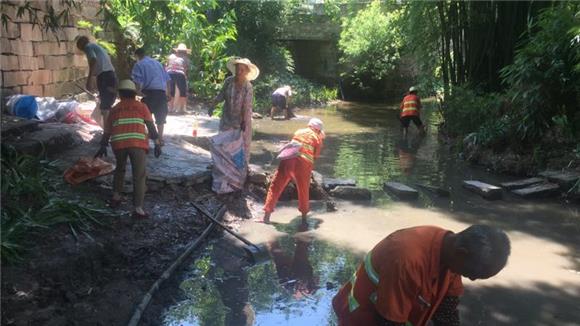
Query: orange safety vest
400 94 421 118
292 127 323 164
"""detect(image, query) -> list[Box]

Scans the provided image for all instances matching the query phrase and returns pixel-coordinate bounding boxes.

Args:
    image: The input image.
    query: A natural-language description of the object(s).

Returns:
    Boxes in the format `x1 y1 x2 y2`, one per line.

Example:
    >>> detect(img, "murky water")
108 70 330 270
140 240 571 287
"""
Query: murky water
163 102 580 326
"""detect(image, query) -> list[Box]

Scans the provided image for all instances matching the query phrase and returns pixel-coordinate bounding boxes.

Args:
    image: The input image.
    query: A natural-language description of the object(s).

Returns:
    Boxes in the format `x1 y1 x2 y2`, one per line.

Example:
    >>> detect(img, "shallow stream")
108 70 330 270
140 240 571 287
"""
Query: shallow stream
163 102 580 326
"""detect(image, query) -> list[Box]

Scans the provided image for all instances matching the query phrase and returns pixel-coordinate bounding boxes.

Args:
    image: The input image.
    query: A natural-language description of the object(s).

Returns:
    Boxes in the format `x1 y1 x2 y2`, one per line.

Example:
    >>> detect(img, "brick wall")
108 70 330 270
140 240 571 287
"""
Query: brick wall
0 1 106 98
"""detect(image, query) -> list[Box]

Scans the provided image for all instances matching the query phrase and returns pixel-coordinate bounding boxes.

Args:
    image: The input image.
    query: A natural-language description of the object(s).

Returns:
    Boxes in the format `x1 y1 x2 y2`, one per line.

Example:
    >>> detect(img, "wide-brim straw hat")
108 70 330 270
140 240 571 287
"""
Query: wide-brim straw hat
227 57 260 81
173 43 191 54
118 79 137 92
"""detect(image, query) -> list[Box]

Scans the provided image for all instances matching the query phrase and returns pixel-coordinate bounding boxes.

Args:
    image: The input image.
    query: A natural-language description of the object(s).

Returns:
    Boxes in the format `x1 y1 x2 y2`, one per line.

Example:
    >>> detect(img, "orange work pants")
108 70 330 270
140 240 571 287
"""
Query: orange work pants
264 157 313 214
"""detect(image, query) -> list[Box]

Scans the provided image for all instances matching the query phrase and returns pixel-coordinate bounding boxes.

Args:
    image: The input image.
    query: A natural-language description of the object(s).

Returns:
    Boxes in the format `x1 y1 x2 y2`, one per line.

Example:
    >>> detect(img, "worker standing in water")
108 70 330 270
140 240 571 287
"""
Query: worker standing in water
259 118 325 224
399 86 425 137
332 225 511 326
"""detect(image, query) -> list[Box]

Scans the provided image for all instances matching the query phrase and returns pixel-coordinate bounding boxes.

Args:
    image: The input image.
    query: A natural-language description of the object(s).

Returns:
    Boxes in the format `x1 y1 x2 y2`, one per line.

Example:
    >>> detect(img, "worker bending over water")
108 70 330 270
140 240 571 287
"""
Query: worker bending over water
333 225 511 326
260 118 325 224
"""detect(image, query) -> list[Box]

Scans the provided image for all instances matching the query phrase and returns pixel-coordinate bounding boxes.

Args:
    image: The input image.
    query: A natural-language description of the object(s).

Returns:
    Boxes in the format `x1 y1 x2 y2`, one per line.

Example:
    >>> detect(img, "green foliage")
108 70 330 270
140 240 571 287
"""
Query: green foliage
253 73 338 114
442 86 510 147
104 0 237 97
338 1 403 95
1 146 108 263
500 5 580 142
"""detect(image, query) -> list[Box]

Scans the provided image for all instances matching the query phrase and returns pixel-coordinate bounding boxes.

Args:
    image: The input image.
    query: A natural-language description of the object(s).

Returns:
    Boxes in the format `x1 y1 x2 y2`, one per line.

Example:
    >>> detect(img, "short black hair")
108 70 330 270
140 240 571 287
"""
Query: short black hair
118 89 136 99
134 47 145 57
76 36 89 48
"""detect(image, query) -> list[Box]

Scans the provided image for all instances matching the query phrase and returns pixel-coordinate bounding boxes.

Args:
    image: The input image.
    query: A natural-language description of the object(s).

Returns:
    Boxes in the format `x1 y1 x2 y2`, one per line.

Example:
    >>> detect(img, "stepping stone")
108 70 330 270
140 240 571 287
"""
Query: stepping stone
462 180 503 200
539 171 579 190
512 183 560 198
384 182 419 199
500 177 544 190
330 186 372 200
323 178 356 191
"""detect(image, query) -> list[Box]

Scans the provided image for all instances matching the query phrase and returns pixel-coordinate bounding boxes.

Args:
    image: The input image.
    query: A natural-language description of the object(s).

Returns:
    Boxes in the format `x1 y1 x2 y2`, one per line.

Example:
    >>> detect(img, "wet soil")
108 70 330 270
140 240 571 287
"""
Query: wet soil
0 178 256 326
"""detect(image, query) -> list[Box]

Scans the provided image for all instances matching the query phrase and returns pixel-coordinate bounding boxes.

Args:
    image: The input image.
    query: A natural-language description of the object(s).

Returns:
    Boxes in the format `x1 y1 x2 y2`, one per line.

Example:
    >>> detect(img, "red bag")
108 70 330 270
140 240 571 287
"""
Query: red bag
63 157 115 185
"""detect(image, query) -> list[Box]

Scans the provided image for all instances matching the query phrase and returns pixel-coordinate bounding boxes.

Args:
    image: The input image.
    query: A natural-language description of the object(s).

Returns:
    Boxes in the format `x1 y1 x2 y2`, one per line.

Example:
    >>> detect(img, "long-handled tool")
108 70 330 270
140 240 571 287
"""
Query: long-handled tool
191 202 270 265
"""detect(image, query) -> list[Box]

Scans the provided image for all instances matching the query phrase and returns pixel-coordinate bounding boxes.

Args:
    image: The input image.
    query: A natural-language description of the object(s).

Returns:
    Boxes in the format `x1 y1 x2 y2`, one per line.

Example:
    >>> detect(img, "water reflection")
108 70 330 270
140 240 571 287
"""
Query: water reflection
163 216 362 326
269 219 318 300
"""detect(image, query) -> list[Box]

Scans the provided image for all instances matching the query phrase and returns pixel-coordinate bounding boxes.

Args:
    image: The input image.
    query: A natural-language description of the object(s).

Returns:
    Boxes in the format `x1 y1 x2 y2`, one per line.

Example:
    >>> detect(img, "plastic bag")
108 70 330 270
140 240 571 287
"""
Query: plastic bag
277 141 302 160
63 157 115 185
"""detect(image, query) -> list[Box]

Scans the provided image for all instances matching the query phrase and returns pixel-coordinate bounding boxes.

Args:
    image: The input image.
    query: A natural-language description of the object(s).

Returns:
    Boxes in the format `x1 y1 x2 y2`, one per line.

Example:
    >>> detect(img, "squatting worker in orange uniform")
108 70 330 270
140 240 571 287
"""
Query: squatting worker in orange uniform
260 118 325 224
95 80 162 219
333 225 511 326
400 86 426 137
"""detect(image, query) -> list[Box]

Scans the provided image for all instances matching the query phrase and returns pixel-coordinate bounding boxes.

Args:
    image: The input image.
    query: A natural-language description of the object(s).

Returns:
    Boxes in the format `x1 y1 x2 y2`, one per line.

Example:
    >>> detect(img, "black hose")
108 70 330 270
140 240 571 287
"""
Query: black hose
126 205 226 326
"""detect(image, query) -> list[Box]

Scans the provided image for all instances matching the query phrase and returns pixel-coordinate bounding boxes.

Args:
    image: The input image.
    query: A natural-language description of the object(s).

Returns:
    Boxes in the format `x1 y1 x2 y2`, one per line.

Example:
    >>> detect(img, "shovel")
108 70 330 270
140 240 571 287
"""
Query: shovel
192 202 270 265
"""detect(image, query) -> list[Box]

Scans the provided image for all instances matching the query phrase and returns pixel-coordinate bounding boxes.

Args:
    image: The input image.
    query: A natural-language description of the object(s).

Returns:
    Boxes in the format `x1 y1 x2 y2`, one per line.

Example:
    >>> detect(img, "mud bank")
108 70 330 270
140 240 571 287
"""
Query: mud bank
0 177 267 325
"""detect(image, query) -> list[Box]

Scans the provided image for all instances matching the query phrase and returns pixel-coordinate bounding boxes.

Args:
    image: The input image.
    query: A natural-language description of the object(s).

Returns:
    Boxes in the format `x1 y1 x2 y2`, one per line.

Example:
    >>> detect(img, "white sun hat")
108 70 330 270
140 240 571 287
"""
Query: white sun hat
174 43 191 53
226 57 260 81
409 86 417 92
308 118 324 131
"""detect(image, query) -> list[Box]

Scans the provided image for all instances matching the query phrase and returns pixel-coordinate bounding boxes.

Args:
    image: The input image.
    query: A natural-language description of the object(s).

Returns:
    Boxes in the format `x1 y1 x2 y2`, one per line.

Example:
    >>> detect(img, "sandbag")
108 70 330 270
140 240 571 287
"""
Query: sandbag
63 157 115 185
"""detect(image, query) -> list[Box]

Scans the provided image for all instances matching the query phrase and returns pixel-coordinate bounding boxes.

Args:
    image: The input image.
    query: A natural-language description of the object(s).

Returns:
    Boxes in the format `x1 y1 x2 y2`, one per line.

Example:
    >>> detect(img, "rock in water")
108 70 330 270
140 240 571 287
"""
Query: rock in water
500 177 544 190
383 182 419 200
248 164 268 185
323 178 357 191
538 170 580 191
462 180 503 200
330 186 372 200
512 183 560 198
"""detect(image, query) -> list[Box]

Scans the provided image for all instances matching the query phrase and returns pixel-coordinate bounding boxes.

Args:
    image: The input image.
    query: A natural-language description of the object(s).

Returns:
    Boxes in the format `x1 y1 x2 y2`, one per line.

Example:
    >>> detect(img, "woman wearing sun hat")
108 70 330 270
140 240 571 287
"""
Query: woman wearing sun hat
211 57 259 164
207 57 259 193
166 43 191 114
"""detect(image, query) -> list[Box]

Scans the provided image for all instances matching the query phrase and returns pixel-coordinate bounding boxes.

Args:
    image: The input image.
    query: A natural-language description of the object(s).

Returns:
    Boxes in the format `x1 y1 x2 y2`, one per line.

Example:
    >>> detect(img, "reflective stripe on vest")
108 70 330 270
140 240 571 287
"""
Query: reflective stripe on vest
402 100 418 113
111 132 146 142
113 118 145 126
348 273 360 312
364 252 380 285
293 130 319 164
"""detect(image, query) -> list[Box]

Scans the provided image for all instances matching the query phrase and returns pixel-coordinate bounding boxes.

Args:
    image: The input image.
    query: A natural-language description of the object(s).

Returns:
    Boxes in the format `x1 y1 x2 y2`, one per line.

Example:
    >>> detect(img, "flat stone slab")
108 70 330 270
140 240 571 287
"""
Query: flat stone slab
147 139 212 184
323 178 356 191
329 186 371 200
384 182 419 199
462 180 503 200
500 177 545 190
512 182 560 198
539 171 579 190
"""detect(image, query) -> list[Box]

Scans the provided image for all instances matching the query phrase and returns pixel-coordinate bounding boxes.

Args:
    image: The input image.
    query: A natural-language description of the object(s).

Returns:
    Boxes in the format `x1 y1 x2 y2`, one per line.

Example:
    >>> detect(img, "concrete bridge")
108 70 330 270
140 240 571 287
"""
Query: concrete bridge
276 8 340 85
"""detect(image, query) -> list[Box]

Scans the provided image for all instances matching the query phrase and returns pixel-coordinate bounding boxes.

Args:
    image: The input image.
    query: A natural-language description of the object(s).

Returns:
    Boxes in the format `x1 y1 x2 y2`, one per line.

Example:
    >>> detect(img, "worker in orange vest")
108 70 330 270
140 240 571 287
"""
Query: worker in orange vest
332 225 511 326
259 118 325 224
400 86 425 137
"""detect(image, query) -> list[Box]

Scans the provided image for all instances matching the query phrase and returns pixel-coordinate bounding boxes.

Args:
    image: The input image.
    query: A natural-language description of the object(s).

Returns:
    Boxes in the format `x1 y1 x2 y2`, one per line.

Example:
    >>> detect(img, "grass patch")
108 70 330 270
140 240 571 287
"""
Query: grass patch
1 145 110 263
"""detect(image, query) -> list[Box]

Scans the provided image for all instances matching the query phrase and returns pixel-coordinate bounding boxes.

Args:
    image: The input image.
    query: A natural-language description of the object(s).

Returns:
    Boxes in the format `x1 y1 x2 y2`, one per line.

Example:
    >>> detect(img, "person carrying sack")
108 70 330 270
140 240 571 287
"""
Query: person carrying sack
94 80 162 219
259 118 325 224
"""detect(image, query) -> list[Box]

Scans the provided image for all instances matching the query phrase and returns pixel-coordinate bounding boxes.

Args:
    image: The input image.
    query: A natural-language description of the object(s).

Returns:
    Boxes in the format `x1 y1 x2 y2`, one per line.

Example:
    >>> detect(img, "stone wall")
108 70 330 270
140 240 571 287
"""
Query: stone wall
0 1 104 99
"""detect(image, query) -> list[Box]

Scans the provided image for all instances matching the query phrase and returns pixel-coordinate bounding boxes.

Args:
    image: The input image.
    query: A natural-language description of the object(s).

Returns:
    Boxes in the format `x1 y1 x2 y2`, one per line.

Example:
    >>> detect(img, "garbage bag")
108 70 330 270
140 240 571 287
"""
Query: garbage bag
7 95 38 119
210 129 248 194
63 157 115 185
